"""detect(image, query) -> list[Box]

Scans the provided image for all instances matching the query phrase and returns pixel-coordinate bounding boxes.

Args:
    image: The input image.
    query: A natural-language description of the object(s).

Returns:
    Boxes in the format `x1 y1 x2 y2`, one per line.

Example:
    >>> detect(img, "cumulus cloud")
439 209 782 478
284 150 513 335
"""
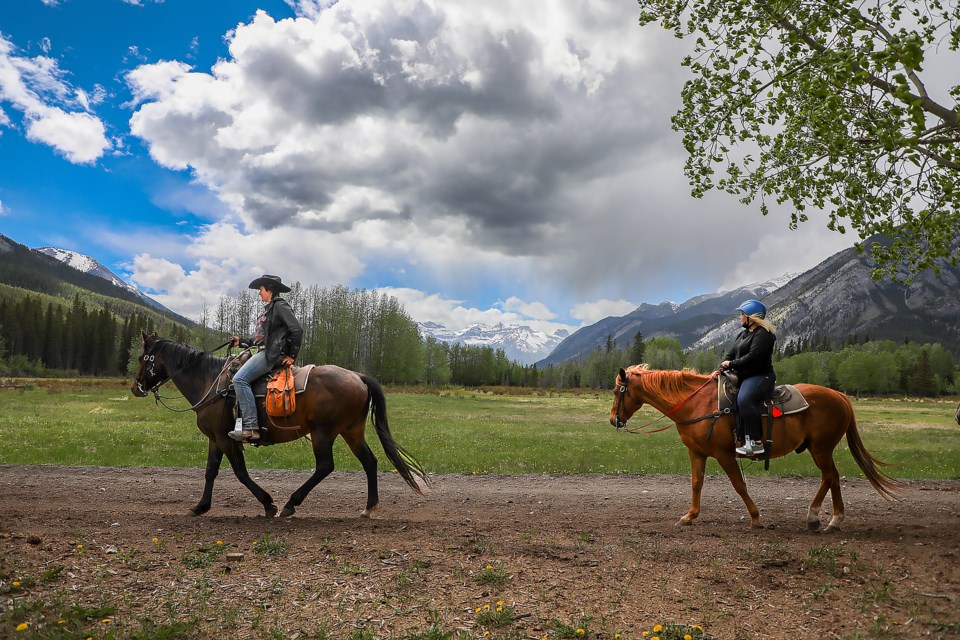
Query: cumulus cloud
122 0 857 323
571 299 639 326
0 33 110 163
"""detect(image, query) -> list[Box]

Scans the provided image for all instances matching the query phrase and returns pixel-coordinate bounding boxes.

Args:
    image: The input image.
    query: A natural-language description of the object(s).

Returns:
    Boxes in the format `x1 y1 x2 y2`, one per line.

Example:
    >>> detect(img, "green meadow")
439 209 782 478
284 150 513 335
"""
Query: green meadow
0 379 957 479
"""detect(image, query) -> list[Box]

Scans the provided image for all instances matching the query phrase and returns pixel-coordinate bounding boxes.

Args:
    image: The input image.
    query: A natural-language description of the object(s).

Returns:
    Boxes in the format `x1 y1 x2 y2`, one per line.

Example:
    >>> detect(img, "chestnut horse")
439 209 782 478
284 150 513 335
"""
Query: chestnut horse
609 365 898 532
131 333 428 518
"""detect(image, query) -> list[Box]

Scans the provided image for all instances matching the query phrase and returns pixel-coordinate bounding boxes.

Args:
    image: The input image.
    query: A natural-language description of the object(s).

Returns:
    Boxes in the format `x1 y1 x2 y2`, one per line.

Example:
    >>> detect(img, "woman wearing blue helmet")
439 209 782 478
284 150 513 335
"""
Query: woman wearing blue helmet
720 299 776 456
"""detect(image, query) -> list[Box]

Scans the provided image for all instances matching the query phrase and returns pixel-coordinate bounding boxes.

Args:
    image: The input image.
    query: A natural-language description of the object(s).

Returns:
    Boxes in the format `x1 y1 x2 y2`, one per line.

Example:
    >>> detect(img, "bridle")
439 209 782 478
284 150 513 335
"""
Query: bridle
613 369 722 434
135 339 233 411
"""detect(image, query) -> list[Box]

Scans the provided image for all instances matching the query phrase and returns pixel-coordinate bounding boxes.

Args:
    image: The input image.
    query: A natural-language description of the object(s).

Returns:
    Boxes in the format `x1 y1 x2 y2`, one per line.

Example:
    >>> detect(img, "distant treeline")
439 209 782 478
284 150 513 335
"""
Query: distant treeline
555 331 958 396
2 283 956 396
0 293 190 377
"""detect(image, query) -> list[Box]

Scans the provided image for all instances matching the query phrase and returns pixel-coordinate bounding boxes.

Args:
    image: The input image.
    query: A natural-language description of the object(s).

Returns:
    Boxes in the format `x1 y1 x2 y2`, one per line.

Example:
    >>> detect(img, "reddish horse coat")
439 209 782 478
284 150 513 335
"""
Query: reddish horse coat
610 365 898 532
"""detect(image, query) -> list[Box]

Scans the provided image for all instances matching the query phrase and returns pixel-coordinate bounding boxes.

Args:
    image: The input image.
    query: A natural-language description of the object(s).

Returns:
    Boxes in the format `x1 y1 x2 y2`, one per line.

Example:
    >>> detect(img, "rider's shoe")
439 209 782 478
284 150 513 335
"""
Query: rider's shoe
228 428 260 443
735 439 764 456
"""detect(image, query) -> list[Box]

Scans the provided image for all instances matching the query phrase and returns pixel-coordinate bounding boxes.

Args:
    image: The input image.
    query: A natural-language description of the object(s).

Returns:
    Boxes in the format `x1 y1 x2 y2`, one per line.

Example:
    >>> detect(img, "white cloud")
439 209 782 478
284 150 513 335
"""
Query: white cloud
119 0 859 325
0 199 5 215
0 33 110 163
40 0 59 6
570 299 639 325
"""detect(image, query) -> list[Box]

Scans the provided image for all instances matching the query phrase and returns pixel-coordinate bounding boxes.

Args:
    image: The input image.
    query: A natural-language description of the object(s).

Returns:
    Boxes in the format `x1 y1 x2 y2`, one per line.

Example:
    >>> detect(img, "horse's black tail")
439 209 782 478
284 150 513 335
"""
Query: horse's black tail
361 374 429 495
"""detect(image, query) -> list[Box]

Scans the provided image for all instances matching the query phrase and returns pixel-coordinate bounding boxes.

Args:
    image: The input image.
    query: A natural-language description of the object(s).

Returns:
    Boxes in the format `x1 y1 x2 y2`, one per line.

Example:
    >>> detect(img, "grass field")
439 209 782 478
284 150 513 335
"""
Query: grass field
0 378 957 479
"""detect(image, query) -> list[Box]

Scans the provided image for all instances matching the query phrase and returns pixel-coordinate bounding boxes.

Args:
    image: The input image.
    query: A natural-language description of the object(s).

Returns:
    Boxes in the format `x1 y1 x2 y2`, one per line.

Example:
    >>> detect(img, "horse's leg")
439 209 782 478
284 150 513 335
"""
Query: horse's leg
220 439 277 517
190 439 224 516
279 431 336 518
807 447 845 533
342 424 379 517
715 455 763 528
678 450 707 526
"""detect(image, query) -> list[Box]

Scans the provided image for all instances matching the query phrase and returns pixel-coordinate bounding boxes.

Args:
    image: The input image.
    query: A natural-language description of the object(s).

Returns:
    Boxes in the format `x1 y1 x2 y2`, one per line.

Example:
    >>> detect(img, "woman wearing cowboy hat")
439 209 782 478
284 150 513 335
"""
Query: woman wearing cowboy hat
228 275 303 442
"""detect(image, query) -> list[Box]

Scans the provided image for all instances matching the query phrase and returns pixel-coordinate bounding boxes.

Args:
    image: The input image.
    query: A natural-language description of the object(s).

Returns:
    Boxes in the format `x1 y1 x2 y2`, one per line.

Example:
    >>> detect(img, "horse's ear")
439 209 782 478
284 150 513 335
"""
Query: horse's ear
618 368 627 383
141 330 148 343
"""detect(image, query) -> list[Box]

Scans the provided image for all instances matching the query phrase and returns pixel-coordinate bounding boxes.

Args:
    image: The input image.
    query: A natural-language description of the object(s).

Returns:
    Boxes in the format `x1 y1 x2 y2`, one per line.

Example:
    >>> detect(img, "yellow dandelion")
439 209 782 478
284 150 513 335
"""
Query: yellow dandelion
693 626 702 632
102 618 112 623
216 540 223 545
576 629 585 635
151 537 158 543
496 606 503 612
485 564 493 570
616 635 622 640
685 635 693 640
12 581 20 587
642 633 649 638
652 637 660 640
58 620 65 625
76 544 83 549
496 599 504 606
653 625 663 633
483 632 490 637
475 607 482 613
16 623 28 632
483 604 490 610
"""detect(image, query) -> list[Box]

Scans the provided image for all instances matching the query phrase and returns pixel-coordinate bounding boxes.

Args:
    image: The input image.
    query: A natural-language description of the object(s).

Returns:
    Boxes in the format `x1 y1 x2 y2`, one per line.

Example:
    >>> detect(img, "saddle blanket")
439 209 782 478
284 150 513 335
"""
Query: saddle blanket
252 364 314 398
719 375 809 416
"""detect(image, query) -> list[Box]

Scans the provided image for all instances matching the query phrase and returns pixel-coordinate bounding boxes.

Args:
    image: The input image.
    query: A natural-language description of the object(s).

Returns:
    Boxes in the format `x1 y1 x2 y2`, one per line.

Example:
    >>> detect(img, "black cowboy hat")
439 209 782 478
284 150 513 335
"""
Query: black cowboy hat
248 274 291 293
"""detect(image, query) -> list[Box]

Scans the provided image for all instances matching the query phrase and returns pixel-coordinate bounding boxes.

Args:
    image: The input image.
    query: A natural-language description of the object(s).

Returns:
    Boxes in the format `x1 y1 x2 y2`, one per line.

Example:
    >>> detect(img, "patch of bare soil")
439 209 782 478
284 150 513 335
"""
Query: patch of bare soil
1 465 958 639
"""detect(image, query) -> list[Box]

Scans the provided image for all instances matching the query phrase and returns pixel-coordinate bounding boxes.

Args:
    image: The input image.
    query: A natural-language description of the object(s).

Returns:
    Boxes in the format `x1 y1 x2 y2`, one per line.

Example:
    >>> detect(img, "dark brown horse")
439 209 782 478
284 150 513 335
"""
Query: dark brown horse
609 365 898 532
131 333 428 518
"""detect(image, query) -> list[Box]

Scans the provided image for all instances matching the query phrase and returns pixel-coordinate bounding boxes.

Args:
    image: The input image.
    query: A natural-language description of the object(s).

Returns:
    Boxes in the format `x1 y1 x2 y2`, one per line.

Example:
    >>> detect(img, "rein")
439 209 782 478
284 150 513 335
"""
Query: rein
616 369 721 434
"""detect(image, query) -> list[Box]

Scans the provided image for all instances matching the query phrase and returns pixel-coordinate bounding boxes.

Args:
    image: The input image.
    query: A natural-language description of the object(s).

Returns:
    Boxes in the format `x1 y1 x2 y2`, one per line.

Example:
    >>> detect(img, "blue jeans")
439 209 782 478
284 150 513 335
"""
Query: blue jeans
233 350 273 430
737 372 775 441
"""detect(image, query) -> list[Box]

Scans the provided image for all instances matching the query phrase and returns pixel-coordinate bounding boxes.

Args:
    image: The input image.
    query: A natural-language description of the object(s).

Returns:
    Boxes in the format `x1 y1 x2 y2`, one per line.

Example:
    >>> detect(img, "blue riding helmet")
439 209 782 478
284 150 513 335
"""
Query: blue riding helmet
736 299 767 319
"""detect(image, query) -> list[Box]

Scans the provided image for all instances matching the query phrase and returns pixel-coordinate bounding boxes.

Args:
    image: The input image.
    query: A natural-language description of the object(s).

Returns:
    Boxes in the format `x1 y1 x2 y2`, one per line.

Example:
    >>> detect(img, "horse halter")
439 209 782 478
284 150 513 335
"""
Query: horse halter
135 341 170 397
613 374 630 429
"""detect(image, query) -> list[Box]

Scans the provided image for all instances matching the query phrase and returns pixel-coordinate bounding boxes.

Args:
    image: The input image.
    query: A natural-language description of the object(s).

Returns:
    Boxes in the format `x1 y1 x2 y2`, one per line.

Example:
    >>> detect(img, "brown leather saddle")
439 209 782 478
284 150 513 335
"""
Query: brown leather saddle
719 372 810 468
224 352 315 398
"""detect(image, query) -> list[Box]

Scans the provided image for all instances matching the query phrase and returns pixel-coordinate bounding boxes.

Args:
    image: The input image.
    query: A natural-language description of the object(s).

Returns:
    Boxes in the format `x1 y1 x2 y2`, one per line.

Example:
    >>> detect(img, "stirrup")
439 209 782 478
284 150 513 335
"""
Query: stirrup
228 429 260 442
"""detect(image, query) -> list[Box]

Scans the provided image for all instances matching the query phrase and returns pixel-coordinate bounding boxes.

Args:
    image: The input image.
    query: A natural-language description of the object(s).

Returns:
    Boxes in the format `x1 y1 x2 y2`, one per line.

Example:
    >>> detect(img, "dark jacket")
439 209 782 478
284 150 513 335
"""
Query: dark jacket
244 297 303 366
724 327 776 379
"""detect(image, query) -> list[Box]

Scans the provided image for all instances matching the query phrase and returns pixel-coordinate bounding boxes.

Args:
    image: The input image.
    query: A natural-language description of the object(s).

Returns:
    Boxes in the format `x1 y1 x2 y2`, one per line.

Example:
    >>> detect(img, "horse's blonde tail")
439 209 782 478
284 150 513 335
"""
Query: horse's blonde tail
845 408 899 501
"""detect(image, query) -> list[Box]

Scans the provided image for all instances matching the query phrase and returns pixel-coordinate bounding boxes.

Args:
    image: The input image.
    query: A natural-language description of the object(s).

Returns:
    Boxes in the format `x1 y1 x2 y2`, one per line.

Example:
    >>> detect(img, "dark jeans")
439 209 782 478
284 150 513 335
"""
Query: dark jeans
737 372 776 441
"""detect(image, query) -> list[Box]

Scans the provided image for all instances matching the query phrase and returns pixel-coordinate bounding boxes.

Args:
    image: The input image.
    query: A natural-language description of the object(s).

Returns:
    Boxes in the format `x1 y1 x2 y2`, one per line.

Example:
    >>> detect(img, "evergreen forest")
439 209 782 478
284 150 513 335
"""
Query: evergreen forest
1 281 957 396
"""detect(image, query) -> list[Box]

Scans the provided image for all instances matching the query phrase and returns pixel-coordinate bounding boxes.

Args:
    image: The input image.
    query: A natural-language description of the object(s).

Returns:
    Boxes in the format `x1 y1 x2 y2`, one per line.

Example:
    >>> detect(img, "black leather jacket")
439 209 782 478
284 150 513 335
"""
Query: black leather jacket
244 298 303 366
724 327 776 379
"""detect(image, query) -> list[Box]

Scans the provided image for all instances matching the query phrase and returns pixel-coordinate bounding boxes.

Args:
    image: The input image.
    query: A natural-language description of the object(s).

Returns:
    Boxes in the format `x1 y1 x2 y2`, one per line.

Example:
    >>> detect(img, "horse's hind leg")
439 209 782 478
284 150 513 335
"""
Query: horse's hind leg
222 440 278 517
190 439 224 516
342 425 379 517
808 449 844 533
279 431 336 518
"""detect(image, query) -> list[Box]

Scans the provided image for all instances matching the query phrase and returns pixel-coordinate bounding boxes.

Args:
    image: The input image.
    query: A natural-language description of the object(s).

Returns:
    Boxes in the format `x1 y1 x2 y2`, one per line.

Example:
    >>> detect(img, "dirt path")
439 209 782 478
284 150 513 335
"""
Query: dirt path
2 465 958 639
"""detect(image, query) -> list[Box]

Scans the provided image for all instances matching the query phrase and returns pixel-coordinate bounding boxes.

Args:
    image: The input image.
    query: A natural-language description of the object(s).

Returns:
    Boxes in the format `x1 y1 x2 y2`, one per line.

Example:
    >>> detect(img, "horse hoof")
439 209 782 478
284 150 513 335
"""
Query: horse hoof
189 505 208 517
751 523 765 530
279 507 295 518
263 504 278 518
807 520 821 531
822 525 840 534
676 518 692 527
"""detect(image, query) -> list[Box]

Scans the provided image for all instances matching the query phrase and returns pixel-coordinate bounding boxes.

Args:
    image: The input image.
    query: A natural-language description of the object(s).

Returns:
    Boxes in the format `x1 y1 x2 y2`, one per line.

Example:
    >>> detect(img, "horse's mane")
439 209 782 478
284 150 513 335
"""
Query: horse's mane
625 364 711 406
156 340 228 381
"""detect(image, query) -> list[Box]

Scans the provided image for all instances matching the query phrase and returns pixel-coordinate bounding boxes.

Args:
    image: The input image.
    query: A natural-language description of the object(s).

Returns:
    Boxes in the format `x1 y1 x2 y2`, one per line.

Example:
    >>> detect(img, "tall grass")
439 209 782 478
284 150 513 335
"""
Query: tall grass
0 379 957 479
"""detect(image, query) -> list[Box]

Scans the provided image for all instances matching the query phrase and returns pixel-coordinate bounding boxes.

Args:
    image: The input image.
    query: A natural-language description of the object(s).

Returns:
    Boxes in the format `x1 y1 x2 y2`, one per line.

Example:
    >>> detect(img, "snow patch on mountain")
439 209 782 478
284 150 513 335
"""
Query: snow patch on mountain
418 321 569 365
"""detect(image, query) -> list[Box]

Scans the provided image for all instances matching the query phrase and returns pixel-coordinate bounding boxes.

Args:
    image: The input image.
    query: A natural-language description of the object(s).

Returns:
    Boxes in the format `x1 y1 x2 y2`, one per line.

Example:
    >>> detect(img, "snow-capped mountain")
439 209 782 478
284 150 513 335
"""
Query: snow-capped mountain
35 247 172 314
418 321 569 365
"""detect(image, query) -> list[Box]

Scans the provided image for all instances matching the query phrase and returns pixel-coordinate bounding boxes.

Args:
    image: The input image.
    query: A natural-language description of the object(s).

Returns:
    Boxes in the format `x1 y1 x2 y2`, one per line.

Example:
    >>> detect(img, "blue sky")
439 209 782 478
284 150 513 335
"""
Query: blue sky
0 0 859 334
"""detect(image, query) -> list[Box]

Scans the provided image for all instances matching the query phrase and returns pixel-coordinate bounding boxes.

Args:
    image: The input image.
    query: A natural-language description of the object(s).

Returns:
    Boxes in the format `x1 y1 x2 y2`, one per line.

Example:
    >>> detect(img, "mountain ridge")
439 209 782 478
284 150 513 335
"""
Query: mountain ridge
418 321 568 366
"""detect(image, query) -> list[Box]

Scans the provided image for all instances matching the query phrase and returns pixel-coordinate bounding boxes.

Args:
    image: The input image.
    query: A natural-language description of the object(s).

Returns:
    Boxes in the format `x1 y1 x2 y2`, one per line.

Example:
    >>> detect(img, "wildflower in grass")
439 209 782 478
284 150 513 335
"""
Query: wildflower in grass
653 625 663 633
12 581 20 587
685 635 692 640
151 537 158 543
102 618 112 623
216 540 223 545
576 629 585 635
16 623 28 632
76 544 83 550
